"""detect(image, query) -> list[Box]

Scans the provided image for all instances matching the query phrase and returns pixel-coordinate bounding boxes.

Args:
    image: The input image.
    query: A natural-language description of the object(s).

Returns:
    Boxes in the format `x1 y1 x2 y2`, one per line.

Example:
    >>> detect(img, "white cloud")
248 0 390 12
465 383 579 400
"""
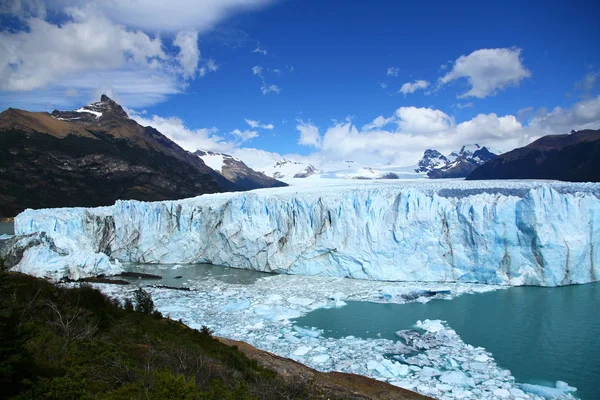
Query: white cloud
261 84 281 95
44 0 277 33
440 48 531 98
131 112 232 153
455 102 474 109
253 45 267 55
387 67 399 77
380 82 388 89
0 0 276 108
252 65 263 75
296 119 321 148
231 128 259 143
399 80 430 95
252 65 281 95
0 9 166 92
174 30 199 79
198 58 218 77
245 118 274 130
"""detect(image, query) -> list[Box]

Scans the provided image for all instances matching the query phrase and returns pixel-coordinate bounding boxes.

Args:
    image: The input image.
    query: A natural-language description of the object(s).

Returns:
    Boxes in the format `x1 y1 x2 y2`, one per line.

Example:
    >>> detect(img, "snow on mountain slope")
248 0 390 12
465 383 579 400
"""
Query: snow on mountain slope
13 180 600 286
196 151 227 172
261 159 319 179
415 144 499 178
195 150 287 190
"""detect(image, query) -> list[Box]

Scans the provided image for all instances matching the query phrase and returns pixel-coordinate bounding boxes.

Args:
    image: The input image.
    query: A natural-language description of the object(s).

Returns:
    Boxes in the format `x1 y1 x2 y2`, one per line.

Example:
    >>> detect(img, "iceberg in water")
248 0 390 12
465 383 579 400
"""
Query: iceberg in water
12 180 600 285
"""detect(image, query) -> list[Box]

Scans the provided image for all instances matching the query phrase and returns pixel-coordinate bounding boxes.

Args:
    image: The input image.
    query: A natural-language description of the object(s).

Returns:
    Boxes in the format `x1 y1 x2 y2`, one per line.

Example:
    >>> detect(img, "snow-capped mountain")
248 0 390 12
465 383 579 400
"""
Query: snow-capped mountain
195 150 286 190
414 149 449 173
261 159 320 179
415 144 499 178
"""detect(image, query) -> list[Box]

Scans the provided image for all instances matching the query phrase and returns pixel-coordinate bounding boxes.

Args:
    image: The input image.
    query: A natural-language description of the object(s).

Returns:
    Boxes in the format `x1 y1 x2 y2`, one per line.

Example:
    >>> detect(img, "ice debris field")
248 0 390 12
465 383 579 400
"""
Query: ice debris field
12 179 600 286
85 270 578 400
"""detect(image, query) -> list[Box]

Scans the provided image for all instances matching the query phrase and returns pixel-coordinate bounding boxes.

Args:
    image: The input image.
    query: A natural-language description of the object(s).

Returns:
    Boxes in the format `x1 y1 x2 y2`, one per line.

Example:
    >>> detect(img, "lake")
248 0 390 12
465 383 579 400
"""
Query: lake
294 282 600 400
0 222 14 235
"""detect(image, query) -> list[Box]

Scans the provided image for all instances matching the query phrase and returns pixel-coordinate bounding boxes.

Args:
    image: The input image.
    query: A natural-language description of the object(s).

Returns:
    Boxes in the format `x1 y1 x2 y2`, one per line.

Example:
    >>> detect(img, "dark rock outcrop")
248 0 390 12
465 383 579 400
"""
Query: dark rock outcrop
0 95 240 217
467 129 600 182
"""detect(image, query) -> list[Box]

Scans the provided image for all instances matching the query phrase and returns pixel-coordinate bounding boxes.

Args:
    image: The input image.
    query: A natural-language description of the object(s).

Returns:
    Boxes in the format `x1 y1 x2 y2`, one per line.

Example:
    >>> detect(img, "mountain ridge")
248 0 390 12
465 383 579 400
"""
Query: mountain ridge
0 95 278 217
467 129 600 182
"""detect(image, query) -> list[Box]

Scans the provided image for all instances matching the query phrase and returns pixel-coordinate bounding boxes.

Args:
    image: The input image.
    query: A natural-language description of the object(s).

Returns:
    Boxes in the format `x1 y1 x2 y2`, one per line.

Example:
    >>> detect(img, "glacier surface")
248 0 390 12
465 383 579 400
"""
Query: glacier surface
13 180 600 285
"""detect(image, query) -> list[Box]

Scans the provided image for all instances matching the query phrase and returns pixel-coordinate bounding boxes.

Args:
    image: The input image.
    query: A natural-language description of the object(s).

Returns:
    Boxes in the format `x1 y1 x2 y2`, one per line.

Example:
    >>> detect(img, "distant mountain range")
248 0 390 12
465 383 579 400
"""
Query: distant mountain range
0 95 285 217
194 150 285 190
415 144 499 178
467 129 600 182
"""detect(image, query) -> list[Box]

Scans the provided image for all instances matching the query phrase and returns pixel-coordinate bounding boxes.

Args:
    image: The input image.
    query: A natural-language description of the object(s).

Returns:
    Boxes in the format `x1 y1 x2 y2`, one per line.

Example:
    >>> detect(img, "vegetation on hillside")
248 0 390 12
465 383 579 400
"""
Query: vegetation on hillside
0 261 328 399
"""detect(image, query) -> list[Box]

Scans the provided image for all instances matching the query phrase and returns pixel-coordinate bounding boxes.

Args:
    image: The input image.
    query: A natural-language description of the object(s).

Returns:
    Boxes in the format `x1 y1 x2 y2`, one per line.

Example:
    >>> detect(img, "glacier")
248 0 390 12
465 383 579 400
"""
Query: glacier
12 180 600 286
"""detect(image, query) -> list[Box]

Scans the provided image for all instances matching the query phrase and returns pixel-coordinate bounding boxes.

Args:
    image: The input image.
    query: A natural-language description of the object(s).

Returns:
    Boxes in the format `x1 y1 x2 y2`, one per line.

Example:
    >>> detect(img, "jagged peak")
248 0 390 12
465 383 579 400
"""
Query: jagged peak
51 94 128 123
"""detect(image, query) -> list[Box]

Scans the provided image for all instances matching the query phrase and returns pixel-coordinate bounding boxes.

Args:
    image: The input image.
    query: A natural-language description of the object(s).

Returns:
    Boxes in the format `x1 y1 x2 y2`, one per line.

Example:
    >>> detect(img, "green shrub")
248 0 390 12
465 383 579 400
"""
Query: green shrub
133 288 154 314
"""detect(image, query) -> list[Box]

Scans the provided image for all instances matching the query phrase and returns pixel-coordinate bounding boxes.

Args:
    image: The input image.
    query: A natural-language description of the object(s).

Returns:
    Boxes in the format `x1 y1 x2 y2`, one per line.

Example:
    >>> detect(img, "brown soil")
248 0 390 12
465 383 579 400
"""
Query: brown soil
218 337 433 400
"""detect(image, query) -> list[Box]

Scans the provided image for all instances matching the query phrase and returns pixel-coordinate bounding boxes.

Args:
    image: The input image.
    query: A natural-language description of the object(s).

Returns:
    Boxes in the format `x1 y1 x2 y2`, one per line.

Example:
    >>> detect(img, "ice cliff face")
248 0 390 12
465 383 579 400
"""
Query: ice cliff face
13 181 600 286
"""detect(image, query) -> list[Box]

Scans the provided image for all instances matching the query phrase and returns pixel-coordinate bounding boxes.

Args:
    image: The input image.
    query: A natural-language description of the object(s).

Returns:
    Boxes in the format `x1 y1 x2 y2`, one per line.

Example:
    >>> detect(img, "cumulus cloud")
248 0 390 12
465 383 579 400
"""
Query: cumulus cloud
0 9 166 92
439 48 531 98
296 120 321 148
231 128 259 143
399 80 430 95
131 112 232 153
174 30 200 79
0 0 276 108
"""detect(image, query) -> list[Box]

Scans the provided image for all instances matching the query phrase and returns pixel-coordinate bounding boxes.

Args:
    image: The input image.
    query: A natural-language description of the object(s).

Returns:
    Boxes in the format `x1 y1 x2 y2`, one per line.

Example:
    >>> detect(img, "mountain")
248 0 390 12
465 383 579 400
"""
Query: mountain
414 149 448 174
194 150 286 190
415 144 498 178
467 129 600 182
0 95 239 217
261 159 319 179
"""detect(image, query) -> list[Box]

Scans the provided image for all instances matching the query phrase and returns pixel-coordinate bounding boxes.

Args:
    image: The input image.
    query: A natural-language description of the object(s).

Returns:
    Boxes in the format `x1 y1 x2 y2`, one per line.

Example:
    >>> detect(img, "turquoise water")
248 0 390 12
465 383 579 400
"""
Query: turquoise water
294 283 600 400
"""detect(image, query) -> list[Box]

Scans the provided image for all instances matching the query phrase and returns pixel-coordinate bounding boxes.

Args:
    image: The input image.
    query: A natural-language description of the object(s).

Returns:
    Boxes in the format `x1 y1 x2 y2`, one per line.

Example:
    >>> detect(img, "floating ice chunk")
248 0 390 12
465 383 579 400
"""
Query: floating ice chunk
283 333 300 344
420 366 441 377
492 388 511 398
293 325 321 337
415 319 445 333
519 381 577 398
223 300 252 311
293 346 312 356
171 264 184 270
509 388 529 398
287 297 313 306
439 371 476 387
253 305 301 321
474 353 490 362
311 354 329 363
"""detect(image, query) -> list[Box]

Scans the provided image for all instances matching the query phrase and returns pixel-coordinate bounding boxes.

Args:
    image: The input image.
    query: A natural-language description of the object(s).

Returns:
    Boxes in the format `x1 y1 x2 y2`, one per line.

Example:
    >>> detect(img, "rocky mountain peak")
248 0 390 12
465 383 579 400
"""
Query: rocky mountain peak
50 95 128 124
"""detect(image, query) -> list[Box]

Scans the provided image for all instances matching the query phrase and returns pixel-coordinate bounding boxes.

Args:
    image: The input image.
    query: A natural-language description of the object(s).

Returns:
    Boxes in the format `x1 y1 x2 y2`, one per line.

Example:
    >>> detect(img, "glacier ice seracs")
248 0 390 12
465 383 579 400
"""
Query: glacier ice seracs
13 180 600 285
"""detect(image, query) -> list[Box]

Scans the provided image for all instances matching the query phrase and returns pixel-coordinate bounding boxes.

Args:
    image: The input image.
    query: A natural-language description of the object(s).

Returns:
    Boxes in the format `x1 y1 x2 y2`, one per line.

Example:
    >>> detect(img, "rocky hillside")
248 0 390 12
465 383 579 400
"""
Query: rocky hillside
0 270 429 400
195 150 286 190
0 95 241 217
467 129 600 182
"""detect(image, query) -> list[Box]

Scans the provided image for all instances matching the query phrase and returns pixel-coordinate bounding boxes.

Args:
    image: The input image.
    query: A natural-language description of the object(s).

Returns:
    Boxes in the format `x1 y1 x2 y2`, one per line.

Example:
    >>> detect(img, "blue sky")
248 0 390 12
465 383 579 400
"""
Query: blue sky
1 0 599 167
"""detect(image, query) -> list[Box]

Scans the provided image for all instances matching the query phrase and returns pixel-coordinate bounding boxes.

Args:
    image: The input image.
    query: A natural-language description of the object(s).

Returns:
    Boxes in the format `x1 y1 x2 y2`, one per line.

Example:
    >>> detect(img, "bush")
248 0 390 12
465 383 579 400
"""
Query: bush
133 288 154 314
